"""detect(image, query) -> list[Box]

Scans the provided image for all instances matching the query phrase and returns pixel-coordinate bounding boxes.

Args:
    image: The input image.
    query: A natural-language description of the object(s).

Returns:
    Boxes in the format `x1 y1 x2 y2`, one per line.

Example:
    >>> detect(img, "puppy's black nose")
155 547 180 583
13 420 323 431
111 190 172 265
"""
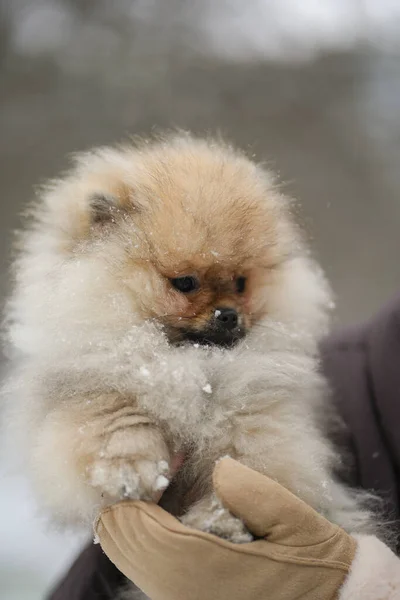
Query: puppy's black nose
215 307 239 330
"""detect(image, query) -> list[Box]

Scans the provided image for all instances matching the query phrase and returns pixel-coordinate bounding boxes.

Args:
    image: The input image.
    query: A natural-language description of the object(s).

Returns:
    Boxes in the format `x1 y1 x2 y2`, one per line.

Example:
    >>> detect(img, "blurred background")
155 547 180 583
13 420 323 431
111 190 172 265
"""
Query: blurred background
0 1 399 598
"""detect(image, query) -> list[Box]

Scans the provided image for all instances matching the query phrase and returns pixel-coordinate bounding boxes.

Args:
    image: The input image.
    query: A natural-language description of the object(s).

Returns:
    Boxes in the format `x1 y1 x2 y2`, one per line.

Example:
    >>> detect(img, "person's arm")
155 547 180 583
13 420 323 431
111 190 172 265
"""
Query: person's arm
47 543 125 600
96 458 400 600
320 294 400 519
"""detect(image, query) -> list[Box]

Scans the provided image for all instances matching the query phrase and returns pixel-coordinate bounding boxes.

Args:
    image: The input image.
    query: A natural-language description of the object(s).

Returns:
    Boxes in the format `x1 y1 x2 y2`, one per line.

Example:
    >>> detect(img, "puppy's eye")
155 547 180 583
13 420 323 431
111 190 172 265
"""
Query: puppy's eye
170 276 199 294
236 276 246 294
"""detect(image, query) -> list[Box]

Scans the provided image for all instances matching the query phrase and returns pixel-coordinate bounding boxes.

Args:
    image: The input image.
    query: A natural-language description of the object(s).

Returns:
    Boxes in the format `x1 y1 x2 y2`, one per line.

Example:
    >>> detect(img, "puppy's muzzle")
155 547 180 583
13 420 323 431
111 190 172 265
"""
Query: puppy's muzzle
181 307 245 348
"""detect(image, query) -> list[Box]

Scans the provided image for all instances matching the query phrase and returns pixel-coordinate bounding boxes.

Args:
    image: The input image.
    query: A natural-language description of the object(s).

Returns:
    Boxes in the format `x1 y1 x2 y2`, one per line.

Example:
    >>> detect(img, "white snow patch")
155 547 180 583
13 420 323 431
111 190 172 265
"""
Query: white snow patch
157 460 169 473
154 475 170 491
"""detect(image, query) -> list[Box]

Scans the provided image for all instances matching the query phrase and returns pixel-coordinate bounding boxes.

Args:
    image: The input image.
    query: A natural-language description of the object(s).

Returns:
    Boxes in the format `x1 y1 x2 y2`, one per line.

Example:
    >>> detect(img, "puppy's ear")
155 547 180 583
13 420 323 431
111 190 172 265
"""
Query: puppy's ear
39 149 140 253
88 187 137 225
89 192 123 224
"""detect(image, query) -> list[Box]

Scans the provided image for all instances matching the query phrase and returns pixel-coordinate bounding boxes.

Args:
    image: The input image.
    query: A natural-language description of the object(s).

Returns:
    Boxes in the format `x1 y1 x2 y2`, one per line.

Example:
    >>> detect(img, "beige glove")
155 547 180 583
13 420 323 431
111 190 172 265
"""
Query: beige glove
95 457 357 600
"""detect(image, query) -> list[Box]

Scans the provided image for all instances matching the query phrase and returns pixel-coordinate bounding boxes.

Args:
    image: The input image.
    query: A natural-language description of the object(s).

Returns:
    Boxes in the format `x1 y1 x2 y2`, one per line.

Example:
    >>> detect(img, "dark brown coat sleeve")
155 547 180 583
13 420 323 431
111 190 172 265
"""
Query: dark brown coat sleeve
321 294 400 520
47 543 126 600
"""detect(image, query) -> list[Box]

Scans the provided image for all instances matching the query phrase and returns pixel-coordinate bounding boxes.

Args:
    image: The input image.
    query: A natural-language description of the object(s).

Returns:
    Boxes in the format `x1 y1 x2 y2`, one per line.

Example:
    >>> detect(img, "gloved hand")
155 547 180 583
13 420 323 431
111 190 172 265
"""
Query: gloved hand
95 457 370 600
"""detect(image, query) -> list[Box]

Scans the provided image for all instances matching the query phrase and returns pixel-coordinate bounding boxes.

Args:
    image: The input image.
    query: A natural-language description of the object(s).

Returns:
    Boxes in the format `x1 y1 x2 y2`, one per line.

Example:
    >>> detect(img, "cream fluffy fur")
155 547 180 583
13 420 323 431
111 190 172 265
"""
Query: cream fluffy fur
339 535 400 600
3 134 375 554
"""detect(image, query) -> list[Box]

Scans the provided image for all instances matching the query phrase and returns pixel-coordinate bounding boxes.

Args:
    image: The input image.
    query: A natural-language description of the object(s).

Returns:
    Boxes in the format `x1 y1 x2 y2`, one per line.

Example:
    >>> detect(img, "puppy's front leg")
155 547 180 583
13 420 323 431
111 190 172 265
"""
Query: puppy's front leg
88 412 171 504
31 391 172 520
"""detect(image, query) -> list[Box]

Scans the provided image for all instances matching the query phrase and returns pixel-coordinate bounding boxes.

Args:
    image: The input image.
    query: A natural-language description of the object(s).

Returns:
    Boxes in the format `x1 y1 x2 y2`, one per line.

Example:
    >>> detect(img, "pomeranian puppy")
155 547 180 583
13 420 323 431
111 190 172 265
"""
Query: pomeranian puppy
4 133 375 562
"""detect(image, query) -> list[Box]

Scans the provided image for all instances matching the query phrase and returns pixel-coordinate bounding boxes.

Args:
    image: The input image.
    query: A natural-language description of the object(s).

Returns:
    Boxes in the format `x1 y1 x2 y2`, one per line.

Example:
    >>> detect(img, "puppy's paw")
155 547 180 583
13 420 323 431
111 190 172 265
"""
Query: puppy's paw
86 424 171 503
90 456 170 502
181 493 253 543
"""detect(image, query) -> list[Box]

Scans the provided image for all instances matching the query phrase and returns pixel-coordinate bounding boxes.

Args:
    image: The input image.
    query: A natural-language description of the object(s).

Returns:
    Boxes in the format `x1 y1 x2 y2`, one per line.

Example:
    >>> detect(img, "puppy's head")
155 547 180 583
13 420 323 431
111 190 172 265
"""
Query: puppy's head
33 134 330 349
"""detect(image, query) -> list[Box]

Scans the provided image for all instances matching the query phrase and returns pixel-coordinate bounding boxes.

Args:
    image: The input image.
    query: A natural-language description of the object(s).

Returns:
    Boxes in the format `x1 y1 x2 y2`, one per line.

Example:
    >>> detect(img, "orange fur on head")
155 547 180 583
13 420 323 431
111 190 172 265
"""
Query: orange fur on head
41 134 298 345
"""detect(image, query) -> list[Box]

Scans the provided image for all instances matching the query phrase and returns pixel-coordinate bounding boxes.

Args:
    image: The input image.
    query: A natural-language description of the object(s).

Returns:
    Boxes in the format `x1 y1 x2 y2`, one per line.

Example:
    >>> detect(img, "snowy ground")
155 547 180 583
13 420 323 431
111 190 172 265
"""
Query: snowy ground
1 2 400 599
